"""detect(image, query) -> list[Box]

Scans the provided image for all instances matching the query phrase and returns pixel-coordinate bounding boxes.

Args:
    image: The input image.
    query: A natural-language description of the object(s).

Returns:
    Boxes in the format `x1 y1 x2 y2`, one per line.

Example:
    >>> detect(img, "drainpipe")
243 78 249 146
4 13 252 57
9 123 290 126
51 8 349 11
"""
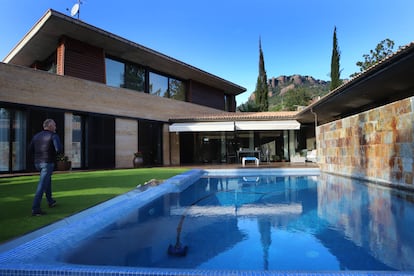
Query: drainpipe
411 97 414 113
311 108 318 157
311 108 318 128
169 132 172 166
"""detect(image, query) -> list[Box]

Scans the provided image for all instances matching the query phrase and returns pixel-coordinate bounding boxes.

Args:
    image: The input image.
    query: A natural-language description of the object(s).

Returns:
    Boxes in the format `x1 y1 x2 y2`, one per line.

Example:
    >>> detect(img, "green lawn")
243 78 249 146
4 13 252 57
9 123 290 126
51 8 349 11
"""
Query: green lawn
0 168 188 243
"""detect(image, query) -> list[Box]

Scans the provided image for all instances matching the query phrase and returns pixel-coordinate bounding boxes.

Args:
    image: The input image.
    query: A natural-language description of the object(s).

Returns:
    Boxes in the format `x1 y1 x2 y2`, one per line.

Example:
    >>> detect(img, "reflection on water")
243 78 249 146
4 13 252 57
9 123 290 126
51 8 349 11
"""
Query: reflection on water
63 173 414 271
318 174 414 270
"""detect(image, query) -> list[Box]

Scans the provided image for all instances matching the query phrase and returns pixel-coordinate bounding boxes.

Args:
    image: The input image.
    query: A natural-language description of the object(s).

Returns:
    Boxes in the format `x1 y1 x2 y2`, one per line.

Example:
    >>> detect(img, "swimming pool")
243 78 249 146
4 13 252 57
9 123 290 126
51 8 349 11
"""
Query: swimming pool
1 168 414 275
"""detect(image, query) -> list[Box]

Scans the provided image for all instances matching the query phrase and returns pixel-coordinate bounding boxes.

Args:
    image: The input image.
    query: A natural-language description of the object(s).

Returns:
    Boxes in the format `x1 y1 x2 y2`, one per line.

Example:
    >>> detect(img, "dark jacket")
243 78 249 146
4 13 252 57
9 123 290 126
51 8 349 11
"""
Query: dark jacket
29 130 63 164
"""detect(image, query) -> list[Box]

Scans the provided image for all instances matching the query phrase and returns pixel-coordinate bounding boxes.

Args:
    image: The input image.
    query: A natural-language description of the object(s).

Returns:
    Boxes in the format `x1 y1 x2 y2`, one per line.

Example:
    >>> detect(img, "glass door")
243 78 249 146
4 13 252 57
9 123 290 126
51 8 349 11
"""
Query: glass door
72 115 83 168
0 108 27 173
12 111 26 171
0 108 10 172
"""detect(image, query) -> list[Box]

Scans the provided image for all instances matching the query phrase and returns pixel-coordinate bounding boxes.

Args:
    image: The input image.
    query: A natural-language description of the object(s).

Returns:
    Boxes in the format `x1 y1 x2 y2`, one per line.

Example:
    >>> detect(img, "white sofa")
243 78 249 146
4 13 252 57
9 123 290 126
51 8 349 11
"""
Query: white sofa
306 149 317 162
290 154 306 163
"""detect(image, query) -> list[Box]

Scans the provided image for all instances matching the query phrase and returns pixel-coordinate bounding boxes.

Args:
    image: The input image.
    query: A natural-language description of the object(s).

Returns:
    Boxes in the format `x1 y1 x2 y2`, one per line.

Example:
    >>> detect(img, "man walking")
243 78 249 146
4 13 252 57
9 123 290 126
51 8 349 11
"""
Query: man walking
29 119 63 216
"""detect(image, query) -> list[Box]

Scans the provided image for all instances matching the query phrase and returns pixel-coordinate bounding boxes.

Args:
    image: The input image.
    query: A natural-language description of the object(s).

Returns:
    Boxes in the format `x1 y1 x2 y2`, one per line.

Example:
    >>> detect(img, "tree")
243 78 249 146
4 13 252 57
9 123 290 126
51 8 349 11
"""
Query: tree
169 79 186 100
283 87 312 111
237 100 260 112
124 64 145 91
254 37 269 111
350 38 395 77
330 26 342 90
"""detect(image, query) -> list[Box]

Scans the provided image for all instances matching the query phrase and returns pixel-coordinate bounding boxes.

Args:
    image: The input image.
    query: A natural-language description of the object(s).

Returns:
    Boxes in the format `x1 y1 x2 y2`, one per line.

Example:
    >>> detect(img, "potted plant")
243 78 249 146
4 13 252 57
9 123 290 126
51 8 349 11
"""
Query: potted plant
133 151 144 168
56 153 72 171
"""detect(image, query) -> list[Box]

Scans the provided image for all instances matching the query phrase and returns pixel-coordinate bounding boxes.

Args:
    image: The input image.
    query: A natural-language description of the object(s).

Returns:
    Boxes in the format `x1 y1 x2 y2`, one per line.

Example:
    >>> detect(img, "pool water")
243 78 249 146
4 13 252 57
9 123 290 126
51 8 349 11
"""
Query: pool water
64 172 414 271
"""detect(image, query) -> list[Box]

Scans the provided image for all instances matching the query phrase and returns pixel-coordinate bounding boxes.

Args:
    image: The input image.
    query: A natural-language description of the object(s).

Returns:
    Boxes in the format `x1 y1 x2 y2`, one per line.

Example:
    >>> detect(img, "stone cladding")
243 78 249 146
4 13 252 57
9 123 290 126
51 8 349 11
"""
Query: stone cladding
316 97 414 188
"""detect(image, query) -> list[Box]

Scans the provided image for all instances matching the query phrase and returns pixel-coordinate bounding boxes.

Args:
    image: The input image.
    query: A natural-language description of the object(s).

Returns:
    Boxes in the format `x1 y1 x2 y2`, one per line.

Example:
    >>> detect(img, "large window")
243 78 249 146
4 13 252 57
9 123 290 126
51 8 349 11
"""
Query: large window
0 108 10 172
87 115 115 169
105 58 145 92
169 78 186 101
72 115 83 169
149 72 186 100
124 63 145 91
138 120 163 166
0 108 26 173
105 58 124 88
149 72 168 97
13 111 26 171
105 57 186 100
178 130 299 164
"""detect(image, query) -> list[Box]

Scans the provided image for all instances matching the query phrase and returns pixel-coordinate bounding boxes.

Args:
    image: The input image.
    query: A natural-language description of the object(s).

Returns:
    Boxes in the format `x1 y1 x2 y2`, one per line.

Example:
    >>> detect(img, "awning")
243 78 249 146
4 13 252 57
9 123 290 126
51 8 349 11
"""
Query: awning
235 120 300 130
169 122 235 132
169 120 301 132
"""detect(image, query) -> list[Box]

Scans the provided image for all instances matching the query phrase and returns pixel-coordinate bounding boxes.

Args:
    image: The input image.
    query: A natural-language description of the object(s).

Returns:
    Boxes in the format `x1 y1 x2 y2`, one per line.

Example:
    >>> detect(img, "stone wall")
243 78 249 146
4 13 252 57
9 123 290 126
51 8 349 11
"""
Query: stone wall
316 97 414 188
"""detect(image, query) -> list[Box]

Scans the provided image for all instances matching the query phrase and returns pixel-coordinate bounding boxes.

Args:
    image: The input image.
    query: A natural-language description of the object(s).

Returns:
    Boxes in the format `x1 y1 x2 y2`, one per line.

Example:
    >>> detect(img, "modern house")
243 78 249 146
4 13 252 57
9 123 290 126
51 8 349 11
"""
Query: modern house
2 8 414 192
0 9 310 173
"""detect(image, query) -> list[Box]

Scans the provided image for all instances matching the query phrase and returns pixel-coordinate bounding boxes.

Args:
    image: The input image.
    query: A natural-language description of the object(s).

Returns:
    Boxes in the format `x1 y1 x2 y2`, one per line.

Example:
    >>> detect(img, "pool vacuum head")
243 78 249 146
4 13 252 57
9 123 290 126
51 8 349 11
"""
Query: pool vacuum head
168 244 188 257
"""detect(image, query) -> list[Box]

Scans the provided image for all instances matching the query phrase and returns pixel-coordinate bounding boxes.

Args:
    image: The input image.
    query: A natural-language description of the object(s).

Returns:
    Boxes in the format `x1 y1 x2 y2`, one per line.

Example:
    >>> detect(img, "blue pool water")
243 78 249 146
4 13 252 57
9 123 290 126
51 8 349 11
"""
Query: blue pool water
64 172 414 271
1 168 414 275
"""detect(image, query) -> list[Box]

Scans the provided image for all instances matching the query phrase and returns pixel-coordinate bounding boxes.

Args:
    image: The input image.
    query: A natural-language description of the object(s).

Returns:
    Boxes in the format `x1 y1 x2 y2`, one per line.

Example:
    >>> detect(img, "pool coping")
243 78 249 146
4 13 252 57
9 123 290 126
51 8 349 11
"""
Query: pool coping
1 167 412 275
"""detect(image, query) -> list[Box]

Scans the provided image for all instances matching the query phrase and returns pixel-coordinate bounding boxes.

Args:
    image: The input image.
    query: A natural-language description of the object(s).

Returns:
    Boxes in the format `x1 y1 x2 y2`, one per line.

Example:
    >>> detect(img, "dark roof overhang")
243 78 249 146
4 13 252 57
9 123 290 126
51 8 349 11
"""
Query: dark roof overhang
3 9 246 96
296 42 414 125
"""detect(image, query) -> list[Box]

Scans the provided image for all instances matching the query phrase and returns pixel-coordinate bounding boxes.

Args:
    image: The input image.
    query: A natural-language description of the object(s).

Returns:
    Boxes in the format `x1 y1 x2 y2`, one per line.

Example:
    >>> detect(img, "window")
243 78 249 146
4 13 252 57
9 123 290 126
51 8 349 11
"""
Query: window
0 108 10 172
105 57 186 100
138 120 163 166
0 108 26 172
169 78 186 101
124 63 145 91
35 52 57 73
150 73 186 100
149 72 168 97
72 115 83 168
105 58 145 92
13 111 26 171
87 115 115 169
105 58 124 88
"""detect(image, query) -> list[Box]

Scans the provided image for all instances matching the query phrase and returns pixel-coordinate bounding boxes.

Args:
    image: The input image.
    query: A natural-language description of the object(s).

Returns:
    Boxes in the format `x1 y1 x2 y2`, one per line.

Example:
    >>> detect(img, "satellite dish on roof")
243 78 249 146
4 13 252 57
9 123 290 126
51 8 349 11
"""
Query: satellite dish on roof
70 3 80 17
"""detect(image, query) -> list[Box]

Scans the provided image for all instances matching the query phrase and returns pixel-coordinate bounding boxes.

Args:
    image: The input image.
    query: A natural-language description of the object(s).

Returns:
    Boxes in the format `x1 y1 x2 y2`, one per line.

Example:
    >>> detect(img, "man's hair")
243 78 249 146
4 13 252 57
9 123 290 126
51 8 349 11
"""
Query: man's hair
43 119 55 129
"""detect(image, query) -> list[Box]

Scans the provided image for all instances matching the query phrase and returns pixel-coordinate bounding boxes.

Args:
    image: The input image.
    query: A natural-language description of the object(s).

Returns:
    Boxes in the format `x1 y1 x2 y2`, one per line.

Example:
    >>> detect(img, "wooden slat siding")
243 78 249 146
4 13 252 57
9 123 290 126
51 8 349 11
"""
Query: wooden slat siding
190 80 225 110
61 36 106 83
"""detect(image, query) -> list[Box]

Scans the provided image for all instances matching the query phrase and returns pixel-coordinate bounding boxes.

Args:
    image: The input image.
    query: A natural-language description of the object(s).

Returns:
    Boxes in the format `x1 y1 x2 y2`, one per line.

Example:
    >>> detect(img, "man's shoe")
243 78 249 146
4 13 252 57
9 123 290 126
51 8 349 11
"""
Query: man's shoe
32 210 46 216
48 200 57 208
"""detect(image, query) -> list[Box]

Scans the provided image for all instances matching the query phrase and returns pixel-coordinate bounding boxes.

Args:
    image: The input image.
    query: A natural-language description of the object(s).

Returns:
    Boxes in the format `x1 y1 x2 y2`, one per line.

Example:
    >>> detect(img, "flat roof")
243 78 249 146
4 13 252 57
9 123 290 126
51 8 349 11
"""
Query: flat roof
3 9 246 96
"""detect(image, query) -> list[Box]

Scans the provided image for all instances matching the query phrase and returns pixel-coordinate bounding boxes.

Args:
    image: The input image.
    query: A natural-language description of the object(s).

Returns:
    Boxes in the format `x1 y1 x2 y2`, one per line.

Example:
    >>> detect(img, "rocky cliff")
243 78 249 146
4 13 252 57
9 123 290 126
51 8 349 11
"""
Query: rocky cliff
248 74 329 101
269 75 328 95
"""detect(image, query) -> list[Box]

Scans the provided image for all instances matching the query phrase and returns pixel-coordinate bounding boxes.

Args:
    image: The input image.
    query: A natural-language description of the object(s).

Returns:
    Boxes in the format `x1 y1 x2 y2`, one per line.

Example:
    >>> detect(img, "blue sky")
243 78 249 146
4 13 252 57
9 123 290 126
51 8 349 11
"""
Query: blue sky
1 0 414 104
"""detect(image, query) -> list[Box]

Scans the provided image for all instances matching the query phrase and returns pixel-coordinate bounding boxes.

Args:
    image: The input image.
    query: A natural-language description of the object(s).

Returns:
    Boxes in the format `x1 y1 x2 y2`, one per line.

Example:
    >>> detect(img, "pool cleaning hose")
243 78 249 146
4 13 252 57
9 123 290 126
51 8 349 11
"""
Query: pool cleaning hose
167 182 266 257
167 191 218 257
167 213 188 256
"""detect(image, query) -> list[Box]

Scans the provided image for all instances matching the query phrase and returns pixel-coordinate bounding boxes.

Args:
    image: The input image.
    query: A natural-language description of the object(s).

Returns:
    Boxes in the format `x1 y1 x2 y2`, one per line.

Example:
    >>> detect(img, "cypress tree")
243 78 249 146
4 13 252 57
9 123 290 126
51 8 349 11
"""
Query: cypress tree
255 37 269 111
330 26 342 91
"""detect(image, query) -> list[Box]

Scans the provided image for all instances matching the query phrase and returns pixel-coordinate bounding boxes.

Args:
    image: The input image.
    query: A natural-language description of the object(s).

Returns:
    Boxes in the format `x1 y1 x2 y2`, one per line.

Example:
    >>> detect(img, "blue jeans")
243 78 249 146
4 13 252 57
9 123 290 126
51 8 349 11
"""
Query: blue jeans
32 162 55 212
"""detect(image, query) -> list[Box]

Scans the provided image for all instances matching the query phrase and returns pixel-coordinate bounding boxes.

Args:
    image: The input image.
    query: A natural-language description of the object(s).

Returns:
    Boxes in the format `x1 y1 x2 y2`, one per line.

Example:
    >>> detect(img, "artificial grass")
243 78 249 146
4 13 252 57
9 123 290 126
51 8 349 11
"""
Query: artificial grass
0 167 188 244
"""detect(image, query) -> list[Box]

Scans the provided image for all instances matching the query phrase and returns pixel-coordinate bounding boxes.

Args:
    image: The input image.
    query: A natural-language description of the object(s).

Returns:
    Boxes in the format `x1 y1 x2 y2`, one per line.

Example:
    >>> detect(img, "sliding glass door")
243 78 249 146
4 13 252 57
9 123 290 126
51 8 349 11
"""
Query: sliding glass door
0 108 27 173
13 111 26 171
0 108 11 172
72 115 83 169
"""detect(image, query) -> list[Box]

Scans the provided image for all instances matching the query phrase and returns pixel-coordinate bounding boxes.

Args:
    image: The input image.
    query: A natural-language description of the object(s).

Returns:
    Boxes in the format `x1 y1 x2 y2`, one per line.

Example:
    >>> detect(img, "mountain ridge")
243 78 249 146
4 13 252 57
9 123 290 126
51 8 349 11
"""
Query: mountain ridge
248 74 329 102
